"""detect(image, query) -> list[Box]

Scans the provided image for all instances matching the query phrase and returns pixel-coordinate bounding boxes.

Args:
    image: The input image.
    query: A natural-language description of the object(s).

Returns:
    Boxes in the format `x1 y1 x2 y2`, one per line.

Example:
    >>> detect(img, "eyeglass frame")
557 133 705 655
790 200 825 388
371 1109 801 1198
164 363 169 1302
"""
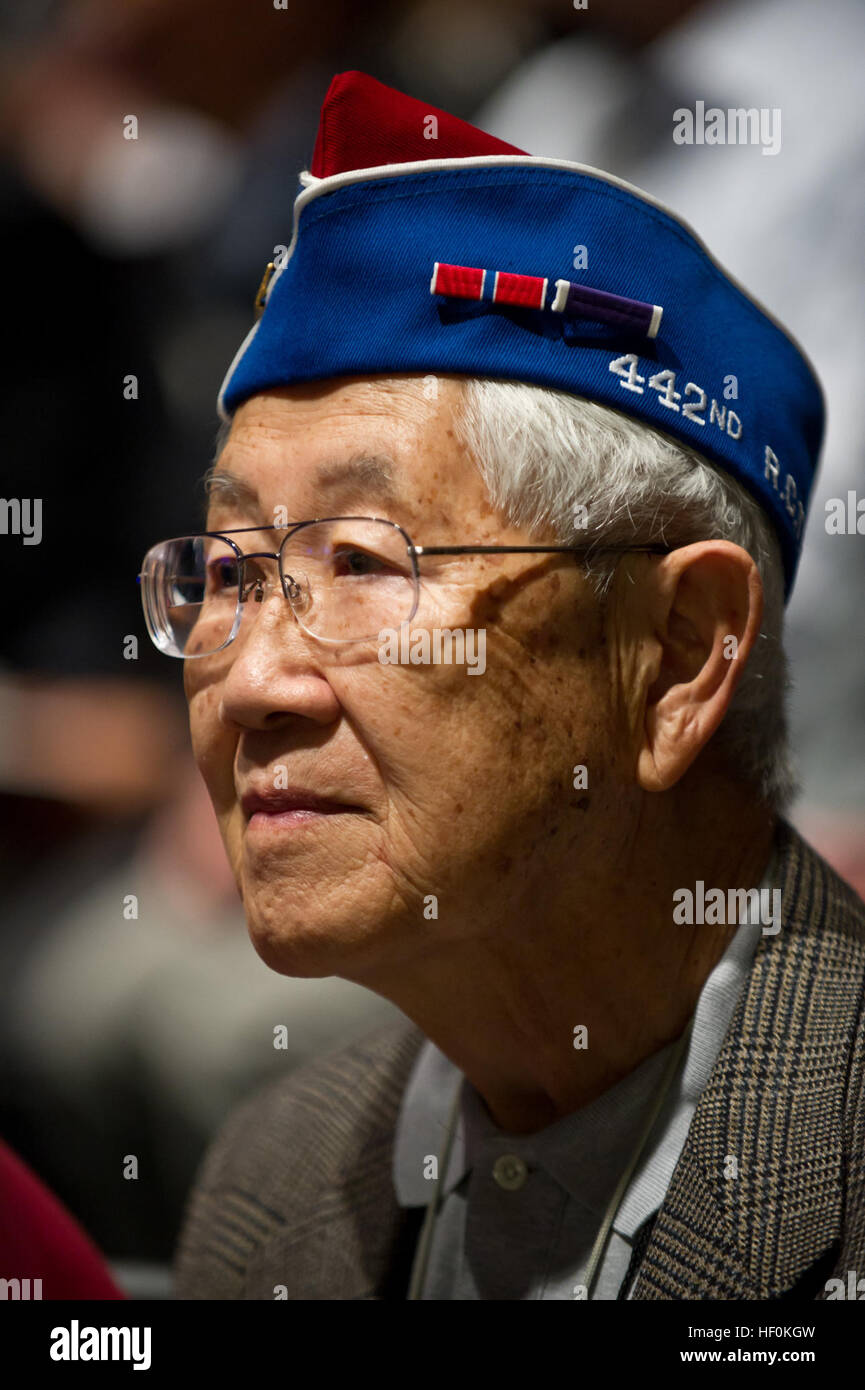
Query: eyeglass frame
138 515 673 656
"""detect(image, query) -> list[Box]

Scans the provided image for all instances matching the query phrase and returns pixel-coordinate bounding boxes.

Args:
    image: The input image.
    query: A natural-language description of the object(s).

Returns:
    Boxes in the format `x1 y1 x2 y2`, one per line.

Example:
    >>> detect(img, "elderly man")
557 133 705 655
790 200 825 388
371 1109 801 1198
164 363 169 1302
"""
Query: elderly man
143 73 865 1300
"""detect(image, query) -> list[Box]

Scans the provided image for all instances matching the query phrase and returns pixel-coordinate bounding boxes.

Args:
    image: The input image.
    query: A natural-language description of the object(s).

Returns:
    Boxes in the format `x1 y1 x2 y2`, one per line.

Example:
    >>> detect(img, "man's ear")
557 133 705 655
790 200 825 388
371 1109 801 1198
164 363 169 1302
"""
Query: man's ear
632 541 764 793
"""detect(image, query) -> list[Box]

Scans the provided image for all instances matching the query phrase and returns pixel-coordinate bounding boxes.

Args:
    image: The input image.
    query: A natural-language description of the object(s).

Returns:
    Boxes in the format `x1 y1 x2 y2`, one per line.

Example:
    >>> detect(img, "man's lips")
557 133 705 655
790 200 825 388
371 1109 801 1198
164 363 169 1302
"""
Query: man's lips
240 788 365 819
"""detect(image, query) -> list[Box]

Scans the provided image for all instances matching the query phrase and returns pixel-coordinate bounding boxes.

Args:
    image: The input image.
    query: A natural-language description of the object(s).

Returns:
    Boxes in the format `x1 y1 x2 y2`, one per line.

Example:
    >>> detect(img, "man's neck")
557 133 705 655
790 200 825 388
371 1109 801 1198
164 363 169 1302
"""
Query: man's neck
362 799 778 1135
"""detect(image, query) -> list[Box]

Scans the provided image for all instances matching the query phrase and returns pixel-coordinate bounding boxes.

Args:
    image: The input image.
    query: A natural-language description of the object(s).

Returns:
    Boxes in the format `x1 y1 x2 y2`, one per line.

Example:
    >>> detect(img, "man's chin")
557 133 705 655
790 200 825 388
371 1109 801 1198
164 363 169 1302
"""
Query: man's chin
243 903 375 980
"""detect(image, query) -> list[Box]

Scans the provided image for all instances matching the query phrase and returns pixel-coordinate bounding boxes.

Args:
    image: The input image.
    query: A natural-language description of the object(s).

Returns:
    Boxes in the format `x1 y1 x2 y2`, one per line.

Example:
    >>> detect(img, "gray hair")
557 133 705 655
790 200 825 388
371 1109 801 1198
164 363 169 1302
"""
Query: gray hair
453 378 798 814
212 415 232 461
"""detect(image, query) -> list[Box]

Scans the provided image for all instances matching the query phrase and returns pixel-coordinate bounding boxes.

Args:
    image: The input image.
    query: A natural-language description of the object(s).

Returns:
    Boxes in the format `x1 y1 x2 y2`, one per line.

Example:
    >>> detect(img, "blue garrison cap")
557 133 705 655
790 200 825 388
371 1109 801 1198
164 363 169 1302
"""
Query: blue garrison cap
219 71 825 599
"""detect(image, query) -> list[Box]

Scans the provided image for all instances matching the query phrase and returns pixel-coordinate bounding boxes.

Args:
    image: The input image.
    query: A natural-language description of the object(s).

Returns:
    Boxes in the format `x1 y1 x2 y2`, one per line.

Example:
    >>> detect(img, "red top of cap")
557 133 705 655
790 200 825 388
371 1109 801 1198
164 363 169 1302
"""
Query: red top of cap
309 70 528 179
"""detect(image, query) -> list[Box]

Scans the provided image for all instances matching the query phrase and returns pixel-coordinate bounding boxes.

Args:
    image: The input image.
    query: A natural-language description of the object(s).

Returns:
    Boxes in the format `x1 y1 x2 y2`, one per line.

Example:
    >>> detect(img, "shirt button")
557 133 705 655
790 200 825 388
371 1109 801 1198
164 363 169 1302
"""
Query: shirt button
492 1154 529 1191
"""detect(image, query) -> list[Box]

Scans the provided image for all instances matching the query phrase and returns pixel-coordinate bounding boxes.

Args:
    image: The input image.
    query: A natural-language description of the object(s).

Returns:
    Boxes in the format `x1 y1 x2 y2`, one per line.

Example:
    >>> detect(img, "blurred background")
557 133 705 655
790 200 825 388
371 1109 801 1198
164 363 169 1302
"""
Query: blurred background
0 0 862 1298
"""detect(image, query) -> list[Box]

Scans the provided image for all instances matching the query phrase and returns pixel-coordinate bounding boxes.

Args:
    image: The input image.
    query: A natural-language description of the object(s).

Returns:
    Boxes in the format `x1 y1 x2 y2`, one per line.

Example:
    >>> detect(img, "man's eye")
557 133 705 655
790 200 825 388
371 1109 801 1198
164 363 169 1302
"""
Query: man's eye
332 547 393 577
206 558 240 590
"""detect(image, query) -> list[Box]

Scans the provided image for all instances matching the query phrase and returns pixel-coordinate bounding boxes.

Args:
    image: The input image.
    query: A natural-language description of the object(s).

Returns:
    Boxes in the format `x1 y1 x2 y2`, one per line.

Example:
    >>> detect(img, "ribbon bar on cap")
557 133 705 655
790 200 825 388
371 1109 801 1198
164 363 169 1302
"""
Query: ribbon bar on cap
219 71 825 599
431 262 663 339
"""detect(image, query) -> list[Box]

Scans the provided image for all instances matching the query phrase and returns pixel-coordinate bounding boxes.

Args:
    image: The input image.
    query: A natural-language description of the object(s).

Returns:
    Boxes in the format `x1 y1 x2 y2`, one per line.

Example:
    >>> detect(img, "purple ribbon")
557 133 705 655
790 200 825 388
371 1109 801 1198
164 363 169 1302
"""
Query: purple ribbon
550 279 663 339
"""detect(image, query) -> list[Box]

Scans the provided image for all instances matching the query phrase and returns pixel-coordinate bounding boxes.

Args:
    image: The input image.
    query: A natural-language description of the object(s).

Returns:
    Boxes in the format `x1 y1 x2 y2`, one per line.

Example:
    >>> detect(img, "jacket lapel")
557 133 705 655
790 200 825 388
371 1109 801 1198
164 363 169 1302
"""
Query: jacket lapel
632 819 862 1298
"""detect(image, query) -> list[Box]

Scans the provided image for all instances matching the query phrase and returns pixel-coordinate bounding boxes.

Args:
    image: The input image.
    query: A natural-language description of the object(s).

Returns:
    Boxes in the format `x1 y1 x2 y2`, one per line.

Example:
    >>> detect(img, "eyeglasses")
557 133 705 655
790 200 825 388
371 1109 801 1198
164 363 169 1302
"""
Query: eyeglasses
138 516 671 658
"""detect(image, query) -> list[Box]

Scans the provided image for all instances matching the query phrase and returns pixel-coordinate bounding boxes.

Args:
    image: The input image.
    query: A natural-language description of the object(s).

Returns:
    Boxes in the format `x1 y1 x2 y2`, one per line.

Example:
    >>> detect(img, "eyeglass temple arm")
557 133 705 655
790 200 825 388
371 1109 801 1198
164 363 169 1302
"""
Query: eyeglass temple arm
412 544 672 556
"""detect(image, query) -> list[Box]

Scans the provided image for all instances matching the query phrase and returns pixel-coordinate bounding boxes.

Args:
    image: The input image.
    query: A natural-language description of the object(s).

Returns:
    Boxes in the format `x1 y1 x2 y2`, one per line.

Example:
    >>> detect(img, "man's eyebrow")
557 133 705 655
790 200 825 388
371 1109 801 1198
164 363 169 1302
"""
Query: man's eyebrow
203 454 401 520
312 453 399 503
203 467 260 516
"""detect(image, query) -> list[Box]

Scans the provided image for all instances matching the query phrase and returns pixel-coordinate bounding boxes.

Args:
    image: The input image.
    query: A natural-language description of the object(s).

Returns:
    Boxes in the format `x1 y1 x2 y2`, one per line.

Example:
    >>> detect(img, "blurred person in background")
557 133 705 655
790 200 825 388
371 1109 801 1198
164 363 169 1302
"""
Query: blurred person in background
0 1136 126 1300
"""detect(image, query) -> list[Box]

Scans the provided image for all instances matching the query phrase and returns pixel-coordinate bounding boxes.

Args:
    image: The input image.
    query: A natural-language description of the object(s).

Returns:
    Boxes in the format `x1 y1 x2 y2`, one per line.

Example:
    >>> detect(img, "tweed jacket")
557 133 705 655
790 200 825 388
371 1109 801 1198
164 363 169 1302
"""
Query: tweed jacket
173 818 865 1299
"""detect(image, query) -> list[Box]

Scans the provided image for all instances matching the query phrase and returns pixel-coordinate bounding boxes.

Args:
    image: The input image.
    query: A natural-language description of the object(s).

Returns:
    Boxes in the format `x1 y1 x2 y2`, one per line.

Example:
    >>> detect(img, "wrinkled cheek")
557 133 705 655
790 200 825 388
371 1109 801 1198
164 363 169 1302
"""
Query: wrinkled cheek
186 685 236 814
219 808 245 888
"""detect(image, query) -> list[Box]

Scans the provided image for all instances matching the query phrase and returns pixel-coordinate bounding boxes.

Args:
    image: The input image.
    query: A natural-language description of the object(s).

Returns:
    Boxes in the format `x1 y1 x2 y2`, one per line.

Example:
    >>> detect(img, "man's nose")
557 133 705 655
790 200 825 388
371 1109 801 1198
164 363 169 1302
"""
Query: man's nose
217 587 340 733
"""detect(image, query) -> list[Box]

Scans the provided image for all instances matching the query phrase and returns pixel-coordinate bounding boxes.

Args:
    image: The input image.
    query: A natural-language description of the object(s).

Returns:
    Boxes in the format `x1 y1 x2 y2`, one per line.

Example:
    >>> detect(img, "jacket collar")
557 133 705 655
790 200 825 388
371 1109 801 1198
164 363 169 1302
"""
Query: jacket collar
631 817 856 1298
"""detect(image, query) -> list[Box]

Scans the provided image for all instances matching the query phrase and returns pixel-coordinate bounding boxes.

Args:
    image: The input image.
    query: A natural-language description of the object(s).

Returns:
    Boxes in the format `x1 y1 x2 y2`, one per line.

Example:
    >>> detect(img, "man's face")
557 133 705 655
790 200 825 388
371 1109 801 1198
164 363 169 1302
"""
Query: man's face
185 375 630 983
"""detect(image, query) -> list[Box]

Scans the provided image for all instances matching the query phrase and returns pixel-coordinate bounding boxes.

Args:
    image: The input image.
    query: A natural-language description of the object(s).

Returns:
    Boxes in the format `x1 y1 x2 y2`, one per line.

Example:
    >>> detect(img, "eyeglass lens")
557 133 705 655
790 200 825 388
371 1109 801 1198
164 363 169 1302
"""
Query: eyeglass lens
142 519 417 656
